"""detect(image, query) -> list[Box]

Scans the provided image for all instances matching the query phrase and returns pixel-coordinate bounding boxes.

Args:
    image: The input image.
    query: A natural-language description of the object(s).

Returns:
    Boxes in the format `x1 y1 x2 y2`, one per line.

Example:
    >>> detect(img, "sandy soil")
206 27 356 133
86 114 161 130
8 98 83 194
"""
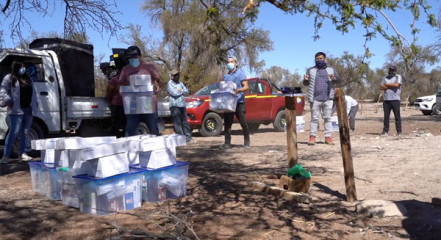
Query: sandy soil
1 102 441 240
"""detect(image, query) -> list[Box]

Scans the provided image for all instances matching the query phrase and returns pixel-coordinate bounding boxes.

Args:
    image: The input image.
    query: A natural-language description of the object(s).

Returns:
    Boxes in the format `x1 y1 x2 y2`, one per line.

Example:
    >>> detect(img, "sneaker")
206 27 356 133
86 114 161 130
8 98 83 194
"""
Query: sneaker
218 143 232 150
244 139 250 148
308 136 315 145
0 156 9 164
397 133 402 137
19 153 33 161
325 137 335 145
380 132 388 136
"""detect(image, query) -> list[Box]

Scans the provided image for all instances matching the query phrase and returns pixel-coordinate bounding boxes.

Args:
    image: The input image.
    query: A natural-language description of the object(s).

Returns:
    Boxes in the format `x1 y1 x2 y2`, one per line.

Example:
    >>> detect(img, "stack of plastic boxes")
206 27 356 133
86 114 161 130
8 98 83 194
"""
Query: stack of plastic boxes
129 134 189 202
120 74 155 114
29 134 191 215
209 81 237 112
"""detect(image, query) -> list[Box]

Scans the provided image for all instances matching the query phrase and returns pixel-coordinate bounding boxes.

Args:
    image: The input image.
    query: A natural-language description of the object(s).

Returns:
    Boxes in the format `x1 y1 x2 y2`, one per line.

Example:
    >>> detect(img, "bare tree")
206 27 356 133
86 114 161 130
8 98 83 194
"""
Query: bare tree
0 0 122 44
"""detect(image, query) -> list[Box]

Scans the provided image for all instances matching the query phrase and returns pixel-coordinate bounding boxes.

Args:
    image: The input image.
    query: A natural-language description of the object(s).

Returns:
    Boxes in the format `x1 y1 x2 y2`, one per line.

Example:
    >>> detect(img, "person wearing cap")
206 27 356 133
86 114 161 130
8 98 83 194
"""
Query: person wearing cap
166 69 193 142
219 56 250 149
303 52 340 146
119 45 163 136
380 66 402 136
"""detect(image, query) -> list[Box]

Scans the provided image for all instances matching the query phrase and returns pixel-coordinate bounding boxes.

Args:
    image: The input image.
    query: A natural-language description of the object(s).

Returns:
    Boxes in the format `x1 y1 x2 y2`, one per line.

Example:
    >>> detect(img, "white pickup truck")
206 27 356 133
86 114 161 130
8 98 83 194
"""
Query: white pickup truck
0 38 170 156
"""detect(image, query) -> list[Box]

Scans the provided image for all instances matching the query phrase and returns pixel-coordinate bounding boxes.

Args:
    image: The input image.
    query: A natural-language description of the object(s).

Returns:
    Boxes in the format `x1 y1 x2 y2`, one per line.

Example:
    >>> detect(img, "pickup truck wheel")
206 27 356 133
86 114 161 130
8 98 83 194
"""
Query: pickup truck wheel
136 122 150 135
273 110 286 132
23 122 44 157
199 112 223 137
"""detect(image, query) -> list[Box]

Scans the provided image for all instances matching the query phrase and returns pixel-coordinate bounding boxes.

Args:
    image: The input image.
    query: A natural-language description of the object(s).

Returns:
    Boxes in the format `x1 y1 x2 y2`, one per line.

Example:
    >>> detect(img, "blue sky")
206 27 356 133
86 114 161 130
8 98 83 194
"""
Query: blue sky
2 0 440 76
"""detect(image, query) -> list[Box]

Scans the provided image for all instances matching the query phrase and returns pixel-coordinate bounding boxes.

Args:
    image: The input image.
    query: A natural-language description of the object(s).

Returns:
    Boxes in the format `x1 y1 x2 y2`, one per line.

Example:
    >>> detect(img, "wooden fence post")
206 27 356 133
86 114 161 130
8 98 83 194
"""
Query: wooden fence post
285 96 298 168
334 88 357 202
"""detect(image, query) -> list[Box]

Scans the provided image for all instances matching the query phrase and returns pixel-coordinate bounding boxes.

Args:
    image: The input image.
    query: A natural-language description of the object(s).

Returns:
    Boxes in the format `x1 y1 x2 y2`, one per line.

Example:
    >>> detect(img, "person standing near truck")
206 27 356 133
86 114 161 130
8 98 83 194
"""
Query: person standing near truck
219 56 250 149
303 52 340 145
0 61 35 164
166 69 193 143
119 46 163 136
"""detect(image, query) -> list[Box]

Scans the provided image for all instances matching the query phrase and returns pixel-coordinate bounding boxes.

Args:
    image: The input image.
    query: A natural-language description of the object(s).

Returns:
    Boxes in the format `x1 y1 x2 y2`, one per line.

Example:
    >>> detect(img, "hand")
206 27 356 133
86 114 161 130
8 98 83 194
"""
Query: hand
380 85 388 90
304 74 309 81
329 74 335 81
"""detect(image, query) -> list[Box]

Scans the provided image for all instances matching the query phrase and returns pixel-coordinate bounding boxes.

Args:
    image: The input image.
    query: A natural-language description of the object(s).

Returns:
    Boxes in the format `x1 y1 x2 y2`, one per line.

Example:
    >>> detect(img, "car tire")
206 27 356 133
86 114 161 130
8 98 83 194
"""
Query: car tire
199 112 223 137
432 105 440 115
273 110 286 132
23 122 45 158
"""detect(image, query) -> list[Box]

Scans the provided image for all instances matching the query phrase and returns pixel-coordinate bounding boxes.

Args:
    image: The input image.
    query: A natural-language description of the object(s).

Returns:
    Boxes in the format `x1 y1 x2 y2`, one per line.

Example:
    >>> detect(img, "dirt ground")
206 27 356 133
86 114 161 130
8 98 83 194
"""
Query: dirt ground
1 102 441 240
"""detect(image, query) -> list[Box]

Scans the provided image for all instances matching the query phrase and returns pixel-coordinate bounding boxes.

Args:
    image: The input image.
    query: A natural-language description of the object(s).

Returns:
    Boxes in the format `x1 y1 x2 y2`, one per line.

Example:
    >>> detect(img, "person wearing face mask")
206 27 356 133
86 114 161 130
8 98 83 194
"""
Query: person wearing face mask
219 56 250 150
0 61 36 164
380 66 402 136
166 69 193 143
119 45 163 136
303 52 340 146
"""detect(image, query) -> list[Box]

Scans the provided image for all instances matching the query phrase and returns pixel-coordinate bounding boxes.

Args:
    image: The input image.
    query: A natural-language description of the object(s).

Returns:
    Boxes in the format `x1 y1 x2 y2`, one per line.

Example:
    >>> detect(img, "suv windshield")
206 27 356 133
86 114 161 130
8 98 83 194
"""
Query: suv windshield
194 82 220 96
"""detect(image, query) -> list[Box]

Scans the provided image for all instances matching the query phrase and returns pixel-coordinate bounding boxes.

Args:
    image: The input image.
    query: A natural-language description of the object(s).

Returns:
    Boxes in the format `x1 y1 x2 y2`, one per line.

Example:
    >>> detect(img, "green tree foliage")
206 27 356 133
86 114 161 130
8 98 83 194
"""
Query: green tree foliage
140 0 273 92
259 66 301 88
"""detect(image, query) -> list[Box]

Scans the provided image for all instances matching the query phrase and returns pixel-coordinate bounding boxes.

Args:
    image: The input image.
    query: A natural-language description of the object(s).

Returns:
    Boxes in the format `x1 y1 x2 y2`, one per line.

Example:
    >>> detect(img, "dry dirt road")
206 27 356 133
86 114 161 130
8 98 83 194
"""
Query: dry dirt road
0 103 441 240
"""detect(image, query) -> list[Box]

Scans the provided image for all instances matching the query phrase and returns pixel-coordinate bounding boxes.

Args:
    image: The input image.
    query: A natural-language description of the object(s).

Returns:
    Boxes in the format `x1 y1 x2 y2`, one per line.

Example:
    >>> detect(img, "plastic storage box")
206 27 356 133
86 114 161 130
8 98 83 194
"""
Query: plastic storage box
58 169 79 208
131 161 189 202
28 162 62 200
121 92 156 114
209 92 237 113
73 169 144 215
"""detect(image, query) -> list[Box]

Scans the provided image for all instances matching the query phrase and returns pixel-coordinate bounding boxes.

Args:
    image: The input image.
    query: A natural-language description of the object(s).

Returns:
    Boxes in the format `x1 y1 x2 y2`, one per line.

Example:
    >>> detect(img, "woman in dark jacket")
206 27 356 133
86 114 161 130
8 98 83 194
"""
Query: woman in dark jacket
0 61 35 164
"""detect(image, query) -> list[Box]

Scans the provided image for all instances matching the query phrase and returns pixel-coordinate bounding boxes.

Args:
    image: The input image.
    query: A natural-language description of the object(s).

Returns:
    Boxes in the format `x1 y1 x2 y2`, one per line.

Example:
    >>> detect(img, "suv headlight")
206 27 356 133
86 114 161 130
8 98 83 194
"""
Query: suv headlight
422 98 433 102
186 100 204 108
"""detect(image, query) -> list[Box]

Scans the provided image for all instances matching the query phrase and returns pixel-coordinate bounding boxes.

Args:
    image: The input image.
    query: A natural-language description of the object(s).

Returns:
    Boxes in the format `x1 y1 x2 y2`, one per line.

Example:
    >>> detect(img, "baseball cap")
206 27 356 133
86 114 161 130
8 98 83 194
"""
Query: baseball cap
126 46 141 58
170 69 180 75
388 66 397 71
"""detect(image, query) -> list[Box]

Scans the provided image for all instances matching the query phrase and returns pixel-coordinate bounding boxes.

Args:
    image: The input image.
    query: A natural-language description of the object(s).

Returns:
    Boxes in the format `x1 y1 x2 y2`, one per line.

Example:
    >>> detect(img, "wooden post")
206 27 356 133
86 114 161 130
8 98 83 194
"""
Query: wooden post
285 96 298 168
334 88 357 202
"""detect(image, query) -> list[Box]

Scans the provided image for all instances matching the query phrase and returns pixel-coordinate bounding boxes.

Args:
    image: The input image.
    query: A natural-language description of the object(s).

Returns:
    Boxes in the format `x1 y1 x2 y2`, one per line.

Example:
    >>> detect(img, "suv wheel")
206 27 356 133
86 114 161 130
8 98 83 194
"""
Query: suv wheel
432 105 441 115
199 112 223 137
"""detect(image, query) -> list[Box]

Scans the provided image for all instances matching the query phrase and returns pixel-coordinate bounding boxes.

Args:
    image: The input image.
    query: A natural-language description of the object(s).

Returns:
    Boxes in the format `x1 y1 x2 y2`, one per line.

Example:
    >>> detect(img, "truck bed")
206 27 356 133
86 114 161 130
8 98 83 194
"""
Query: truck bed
66 97 111 119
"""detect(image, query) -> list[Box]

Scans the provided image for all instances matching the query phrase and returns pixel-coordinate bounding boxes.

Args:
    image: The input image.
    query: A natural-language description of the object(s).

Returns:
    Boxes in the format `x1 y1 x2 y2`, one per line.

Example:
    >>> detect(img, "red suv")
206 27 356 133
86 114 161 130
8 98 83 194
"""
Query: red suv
185 78 305 137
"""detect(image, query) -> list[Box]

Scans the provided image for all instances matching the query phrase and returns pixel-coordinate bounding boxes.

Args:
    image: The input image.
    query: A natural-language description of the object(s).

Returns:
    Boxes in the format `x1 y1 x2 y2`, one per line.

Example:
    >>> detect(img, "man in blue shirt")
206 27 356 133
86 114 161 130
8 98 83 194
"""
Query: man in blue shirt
167 69 193 142
219 56 250 149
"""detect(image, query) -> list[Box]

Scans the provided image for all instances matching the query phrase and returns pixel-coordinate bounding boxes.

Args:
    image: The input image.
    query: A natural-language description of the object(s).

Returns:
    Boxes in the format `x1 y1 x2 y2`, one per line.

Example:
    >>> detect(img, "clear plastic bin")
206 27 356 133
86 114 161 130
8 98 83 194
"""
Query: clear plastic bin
122 92 156 114
28 162 61 200
209 92 237 113
73 169 144 215
131 161 189 202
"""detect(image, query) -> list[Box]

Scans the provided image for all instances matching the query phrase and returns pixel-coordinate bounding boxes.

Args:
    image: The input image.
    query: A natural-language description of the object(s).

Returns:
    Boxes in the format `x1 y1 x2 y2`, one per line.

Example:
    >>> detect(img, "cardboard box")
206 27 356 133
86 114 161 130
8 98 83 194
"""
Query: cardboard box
56 136 117 150
120 85 154 93
73 169 143 215
209 92 237 113
129 74 152 86
132 161 189 202
130 134 186 152
139 147 177 169
31 137 65 150
41 149 63 165
86 152 129 178
59 139 129 163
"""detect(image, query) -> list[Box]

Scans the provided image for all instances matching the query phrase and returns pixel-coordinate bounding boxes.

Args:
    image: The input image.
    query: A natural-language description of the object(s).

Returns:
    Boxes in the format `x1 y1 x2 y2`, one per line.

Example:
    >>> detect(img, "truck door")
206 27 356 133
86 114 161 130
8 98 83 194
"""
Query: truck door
31 56 61 132
245 80 272 121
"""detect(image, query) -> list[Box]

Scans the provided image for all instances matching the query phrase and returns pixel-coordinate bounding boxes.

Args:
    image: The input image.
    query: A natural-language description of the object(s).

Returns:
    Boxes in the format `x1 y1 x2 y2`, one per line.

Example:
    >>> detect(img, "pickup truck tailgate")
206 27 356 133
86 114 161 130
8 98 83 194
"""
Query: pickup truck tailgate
66 97 111 119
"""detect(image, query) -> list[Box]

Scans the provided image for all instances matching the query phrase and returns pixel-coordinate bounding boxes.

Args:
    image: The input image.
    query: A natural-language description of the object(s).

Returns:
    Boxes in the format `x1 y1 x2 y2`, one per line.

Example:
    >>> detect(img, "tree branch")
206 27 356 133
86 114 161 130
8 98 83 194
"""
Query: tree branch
2 0 11 13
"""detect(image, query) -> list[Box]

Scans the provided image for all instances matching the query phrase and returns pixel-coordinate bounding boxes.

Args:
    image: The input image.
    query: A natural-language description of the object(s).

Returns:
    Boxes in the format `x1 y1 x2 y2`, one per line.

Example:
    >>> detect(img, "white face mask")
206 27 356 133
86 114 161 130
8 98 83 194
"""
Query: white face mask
18 67 26 76
227 63 235 71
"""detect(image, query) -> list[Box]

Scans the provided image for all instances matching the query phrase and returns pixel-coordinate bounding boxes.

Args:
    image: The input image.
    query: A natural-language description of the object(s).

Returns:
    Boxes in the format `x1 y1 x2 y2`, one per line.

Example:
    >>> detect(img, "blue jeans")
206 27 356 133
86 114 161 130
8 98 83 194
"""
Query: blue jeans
125 110 159 137
170 106 192 141
3 108 33 157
